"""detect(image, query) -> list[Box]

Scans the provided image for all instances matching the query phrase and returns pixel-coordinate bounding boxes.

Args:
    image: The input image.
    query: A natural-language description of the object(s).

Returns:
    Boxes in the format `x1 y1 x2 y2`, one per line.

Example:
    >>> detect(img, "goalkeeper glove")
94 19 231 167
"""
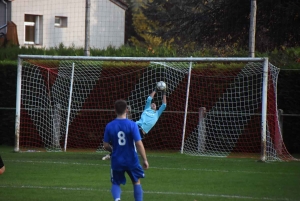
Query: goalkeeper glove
162 88 166 96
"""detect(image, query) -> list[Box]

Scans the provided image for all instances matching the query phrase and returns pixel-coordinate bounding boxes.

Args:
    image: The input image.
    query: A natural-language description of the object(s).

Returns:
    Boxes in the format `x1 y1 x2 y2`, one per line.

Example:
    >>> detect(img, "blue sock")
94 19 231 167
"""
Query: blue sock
134 184 143 201
111 184 121 201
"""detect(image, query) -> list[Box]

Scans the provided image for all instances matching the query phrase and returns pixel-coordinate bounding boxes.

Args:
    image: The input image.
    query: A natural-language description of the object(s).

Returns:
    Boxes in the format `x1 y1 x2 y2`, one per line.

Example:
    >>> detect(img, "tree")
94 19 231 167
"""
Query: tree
255 0 300 51
125 0 173 49
141 0 300 51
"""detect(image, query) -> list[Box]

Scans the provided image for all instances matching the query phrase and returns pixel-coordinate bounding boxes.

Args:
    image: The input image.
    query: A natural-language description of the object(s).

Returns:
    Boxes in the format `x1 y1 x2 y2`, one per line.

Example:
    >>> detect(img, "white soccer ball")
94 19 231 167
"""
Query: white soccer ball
156 81 167 91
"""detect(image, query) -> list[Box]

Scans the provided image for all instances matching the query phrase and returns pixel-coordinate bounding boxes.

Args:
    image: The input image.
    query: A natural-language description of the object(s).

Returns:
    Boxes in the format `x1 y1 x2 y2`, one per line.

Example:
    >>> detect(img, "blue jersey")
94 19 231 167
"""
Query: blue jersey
136 96 166 134
103 118 141 171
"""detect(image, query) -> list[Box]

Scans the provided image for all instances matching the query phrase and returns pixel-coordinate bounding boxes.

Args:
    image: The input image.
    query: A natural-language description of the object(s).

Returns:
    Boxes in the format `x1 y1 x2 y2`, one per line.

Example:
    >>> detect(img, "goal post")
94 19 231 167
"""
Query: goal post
14 55 297 161
260 58 269 161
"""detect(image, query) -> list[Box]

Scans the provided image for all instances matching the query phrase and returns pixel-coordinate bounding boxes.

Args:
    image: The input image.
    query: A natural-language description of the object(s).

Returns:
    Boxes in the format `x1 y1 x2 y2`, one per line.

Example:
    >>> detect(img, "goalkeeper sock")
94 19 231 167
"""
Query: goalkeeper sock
133 184 143 201
111 184 121 201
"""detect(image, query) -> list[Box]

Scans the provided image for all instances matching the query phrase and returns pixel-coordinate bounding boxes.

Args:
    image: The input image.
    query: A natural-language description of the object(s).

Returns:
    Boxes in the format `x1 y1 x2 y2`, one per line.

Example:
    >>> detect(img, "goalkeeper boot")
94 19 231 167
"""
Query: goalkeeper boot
102 154 111 160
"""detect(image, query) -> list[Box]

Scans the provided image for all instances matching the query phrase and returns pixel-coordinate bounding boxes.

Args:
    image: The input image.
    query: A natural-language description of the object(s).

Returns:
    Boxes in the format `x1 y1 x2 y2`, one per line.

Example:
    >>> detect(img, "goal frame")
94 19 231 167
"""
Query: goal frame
15 55 269 161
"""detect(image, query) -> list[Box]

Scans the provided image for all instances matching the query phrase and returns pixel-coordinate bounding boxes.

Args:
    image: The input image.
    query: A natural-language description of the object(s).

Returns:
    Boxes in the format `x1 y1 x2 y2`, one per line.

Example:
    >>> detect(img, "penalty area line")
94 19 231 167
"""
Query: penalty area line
0 185 293 201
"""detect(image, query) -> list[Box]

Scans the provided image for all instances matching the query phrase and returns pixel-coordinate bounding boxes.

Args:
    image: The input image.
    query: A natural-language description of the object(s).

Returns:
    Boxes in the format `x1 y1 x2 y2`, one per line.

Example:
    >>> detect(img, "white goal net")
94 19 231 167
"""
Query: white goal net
14 55 296 161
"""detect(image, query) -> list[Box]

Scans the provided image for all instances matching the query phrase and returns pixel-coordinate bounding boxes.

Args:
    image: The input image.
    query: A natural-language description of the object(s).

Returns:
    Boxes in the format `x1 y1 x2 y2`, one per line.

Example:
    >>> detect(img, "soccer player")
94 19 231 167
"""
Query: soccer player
0 155 5 175
102 86 167 160
103 99 149 201
136 87 167 138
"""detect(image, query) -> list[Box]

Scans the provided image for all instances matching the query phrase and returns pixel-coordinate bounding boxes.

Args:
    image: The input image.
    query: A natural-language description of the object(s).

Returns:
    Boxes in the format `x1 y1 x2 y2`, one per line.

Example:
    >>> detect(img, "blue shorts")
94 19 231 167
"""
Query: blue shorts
111 165 145 185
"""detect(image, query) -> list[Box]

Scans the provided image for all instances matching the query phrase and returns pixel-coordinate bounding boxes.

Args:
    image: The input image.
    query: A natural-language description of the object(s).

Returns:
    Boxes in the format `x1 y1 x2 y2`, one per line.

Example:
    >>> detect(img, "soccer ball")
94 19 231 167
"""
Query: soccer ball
156 81 167 91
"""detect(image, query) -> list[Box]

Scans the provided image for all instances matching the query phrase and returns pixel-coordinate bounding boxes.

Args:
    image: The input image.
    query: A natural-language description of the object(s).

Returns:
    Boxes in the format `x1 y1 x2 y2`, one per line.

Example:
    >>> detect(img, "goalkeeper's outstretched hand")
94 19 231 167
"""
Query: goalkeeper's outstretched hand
162 84 167 95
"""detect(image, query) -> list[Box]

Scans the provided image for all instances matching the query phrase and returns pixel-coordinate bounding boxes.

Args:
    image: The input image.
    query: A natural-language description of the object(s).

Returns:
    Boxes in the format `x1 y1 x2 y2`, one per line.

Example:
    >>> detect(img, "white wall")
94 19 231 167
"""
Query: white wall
90 0 125 49
11 0 125 49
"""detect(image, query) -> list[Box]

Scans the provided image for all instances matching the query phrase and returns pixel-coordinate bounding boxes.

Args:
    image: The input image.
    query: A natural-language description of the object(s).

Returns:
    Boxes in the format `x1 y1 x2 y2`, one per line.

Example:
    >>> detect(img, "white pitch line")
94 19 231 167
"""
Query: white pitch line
5 160 298 175
7 159 110 166
149 166 298 175
0 185 293 201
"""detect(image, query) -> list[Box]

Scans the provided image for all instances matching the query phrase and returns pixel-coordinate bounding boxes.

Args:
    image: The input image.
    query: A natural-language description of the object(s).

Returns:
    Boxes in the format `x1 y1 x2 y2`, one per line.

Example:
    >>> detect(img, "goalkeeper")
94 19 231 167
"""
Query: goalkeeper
0 155 5 175
102 83 167 160
135 86 167 138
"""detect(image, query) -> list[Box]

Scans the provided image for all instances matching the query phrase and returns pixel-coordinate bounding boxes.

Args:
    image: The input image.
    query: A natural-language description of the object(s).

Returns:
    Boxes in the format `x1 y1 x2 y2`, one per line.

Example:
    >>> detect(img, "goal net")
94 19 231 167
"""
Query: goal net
15 56 296 161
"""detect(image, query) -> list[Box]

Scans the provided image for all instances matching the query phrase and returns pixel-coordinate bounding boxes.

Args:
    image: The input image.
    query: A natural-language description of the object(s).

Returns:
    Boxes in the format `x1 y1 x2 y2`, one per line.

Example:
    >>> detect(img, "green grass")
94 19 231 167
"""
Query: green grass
0 145 299 201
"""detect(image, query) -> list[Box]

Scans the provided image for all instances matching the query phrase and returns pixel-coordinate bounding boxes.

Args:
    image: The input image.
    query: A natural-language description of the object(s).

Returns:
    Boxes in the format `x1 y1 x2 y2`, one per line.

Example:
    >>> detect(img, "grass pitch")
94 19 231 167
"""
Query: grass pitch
0 145 299 201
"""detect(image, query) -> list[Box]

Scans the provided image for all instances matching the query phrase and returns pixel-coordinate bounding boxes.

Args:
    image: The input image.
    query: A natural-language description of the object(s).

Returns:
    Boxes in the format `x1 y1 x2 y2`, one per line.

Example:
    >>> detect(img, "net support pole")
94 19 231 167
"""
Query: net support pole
180 58 193 154
260 58 269 161
249 0 257 58
198 107 206 152
84 0 91 56
64 63 75 152
14 57 22 152
53 104 61 149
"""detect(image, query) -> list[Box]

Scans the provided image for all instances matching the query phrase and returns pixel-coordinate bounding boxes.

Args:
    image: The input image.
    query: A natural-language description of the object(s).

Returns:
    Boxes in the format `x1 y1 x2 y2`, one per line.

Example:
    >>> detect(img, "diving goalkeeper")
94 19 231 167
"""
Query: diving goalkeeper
102 84 167 160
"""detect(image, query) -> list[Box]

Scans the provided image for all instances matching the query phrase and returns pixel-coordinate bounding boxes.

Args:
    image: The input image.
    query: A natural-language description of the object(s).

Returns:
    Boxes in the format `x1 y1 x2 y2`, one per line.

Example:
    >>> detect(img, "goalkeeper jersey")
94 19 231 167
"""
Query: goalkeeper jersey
136 96 166 134
103 118 141 171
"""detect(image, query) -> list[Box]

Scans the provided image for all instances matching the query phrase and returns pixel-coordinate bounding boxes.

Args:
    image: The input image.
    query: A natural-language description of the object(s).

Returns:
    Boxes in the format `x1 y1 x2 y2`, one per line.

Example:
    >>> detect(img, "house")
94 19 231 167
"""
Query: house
0 0 128 49
0 0 12 40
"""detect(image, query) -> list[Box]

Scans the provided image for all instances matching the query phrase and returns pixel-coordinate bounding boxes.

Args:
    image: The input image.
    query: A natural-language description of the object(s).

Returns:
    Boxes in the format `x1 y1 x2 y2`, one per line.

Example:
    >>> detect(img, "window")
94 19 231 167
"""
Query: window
55 16 68 27
24 14 42 45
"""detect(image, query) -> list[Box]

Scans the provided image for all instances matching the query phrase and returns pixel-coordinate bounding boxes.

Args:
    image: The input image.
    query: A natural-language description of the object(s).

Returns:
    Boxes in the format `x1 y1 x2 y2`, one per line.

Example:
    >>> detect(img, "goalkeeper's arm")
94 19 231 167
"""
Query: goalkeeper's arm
150 89 156 99
162 85 167 104
162 91 166 104
150 82 162 98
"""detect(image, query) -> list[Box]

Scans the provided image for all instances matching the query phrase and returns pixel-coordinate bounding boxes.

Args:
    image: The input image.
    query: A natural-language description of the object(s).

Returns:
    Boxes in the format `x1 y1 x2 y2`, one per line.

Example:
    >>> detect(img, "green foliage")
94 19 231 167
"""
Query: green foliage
0 44 300 69
91 45 177 57
256 47 300 69
0 43 85 61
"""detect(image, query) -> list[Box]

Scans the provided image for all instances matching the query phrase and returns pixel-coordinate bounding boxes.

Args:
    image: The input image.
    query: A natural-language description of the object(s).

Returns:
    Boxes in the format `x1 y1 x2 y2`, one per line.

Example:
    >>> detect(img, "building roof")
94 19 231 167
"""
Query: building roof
110 0 128 10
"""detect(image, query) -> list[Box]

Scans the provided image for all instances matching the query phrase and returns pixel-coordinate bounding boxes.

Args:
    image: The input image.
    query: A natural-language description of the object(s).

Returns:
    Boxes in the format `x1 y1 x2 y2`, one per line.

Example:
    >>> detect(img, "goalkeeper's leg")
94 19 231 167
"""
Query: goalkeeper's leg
126 105 132 119
102 153 111 160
